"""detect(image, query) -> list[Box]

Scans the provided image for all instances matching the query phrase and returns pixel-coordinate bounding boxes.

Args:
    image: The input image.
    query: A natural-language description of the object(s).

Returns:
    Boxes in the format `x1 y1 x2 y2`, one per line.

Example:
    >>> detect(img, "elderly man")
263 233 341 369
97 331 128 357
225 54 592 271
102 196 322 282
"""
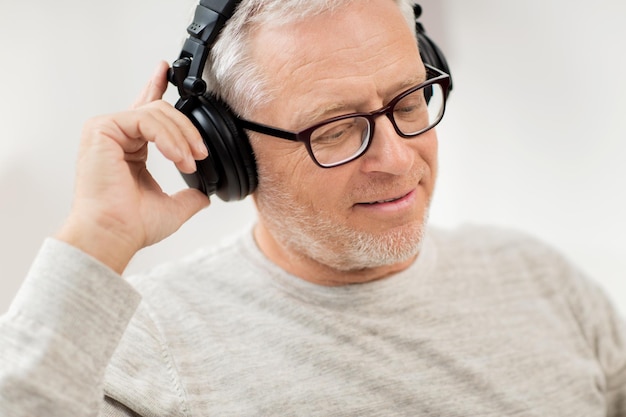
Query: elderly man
2 0 625 416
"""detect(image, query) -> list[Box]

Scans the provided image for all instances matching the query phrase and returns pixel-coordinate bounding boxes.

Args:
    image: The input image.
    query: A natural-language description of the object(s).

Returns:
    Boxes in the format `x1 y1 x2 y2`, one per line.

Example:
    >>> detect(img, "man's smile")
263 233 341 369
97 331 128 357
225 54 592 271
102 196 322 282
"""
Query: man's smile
353 189 417 213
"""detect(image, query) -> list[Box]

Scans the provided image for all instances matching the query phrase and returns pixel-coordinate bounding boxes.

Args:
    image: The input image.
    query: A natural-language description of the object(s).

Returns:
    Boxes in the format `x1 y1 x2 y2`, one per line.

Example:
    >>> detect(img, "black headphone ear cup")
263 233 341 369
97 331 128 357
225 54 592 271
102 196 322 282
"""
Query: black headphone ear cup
175 96 258 201
201 95 258 200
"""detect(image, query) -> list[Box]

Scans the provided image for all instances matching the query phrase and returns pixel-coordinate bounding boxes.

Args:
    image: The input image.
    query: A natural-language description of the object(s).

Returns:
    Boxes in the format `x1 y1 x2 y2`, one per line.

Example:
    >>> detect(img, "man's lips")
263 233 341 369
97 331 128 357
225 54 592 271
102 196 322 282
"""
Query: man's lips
354 190 414 206
357 195 406 205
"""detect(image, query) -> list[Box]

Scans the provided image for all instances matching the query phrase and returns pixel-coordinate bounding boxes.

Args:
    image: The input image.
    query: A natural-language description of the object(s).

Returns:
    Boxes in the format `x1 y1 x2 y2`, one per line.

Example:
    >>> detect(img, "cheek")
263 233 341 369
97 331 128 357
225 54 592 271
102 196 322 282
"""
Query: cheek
252 137 352 212
251 133 307 177
420 131 439 183
252 136 317 198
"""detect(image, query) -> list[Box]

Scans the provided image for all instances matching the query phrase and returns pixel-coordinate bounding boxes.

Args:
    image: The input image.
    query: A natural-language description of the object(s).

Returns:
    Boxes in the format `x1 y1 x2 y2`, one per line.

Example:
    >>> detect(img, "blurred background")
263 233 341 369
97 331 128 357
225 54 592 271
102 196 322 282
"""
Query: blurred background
1 0 624 313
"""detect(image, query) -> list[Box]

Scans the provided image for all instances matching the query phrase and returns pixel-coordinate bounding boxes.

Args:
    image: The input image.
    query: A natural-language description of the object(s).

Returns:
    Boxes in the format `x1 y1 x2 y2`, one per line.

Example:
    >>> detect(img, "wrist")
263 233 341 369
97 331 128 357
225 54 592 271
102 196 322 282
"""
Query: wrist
55 214 140 275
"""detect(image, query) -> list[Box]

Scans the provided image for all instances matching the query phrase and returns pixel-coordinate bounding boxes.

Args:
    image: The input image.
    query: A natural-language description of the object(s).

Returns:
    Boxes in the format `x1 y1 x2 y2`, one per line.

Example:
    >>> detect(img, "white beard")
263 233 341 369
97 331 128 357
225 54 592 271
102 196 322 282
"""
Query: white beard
254 169 429 272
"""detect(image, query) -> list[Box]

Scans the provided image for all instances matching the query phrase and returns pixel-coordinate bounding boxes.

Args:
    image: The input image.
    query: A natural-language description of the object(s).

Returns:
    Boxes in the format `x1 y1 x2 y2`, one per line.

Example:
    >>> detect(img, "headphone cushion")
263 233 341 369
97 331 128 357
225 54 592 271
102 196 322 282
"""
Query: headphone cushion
177 95 258 201
201 95 258 199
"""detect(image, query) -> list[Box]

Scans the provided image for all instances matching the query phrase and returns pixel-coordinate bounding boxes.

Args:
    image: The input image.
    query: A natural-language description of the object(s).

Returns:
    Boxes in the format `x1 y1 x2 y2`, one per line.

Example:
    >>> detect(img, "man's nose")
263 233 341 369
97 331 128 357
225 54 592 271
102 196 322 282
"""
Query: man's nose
358 115 414 175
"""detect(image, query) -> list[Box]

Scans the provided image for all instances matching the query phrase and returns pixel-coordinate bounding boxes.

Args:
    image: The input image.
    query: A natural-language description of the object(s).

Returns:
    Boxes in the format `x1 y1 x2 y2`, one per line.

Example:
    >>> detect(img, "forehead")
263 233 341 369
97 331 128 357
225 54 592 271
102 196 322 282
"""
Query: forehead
248 0 422 125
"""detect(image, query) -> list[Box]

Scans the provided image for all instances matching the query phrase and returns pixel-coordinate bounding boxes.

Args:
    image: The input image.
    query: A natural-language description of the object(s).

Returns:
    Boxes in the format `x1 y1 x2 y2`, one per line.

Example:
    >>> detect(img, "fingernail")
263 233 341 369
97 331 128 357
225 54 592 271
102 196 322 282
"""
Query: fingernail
184 156 198 173
195 142 209 158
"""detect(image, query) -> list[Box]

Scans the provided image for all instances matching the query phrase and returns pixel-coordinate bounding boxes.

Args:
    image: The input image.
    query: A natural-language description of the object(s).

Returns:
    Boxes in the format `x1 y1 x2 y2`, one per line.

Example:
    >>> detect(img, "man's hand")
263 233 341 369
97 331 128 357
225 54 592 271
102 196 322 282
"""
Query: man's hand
56 61 210 274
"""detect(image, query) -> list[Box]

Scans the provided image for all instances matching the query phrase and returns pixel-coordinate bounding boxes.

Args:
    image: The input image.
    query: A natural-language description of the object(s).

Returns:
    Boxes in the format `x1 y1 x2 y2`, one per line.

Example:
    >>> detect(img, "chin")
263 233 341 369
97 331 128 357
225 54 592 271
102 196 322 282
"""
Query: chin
329 220 427 271
277 211 429 272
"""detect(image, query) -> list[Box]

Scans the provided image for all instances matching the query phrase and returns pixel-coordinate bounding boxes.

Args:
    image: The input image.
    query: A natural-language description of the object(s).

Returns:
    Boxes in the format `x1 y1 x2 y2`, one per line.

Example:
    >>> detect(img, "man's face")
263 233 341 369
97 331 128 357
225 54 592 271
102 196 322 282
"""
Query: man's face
248 0 439 285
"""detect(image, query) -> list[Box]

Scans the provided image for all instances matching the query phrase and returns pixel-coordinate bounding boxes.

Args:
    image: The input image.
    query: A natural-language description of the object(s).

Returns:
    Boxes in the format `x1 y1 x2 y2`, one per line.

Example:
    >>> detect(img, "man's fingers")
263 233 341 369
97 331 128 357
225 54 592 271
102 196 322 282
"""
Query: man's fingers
84 101 206 174
131 61 170 109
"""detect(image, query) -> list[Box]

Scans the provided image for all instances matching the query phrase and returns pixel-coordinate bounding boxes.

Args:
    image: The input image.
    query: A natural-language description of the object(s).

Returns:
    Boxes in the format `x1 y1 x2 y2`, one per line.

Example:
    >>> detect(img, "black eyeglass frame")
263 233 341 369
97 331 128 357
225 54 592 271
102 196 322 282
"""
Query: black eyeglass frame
236 64 451 168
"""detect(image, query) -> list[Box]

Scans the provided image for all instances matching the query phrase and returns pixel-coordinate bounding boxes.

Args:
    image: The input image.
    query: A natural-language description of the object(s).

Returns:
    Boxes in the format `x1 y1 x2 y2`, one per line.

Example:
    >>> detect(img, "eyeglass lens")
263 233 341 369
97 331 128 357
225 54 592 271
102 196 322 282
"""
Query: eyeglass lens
309 82 446 167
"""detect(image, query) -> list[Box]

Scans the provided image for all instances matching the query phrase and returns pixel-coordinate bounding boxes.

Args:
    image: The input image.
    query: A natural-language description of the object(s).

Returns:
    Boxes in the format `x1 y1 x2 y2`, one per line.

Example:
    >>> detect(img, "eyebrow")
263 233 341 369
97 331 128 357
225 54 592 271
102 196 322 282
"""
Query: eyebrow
295 70 428 129
295 102 351 129
400 73 426 90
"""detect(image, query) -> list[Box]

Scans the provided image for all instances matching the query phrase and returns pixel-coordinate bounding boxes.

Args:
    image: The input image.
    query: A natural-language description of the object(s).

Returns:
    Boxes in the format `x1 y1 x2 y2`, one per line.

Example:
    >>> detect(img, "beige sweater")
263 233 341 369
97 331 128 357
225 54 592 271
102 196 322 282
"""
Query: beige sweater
2 225 626 416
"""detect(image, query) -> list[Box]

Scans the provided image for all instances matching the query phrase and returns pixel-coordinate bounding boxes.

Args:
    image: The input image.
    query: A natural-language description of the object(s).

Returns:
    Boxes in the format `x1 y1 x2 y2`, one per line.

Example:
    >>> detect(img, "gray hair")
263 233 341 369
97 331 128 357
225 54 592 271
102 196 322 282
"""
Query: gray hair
203 0 417 118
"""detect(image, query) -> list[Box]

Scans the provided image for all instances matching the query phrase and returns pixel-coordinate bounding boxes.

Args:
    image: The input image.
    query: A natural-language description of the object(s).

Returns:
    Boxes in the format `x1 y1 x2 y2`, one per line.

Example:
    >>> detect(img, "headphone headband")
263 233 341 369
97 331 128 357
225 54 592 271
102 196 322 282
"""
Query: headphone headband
190 0 241 43
169 0 243 99
199 0 241 18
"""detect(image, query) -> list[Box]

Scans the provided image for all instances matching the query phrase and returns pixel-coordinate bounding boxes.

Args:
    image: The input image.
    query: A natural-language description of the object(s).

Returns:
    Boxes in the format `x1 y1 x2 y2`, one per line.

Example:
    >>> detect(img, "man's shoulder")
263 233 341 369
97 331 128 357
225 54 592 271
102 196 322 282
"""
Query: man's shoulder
124 229 259 298
103 229 264 412
430 223 560 257
428 223 576 279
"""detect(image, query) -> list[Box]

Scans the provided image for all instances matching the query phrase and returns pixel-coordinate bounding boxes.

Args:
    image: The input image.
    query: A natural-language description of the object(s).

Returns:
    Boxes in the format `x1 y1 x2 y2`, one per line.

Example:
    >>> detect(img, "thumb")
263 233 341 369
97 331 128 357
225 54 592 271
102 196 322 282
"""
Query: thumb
169 188 211 225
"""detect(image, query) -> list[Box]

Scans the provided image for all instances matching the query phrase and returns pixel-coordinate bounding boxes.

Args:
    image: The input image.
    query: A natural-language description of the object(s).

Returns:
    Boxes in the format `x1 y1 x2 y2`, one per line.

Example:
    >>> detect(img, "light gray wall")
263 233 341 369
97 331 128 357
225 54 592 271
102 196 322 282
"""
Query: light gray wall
428 0 626 310
1 0 624 313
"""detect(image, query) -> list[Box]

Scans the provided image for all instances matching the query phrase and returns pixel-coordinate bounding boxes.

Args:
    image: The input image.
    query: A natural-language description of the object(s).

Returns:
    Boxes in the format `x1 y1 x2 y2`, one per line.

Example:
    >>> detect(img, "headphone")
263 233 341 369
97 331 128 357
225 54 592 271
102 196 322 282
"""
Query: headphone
168 0 452 201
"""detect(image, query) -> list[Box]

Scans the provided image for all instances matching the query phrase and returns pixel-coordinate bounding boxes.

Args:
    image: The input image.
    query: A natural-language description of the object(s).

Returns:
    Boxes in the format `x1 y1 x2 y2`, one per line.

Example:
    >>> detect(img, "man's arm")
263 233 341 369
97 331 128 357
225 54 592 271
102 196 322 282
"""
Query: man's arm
0 62 209 416
0 239 140 416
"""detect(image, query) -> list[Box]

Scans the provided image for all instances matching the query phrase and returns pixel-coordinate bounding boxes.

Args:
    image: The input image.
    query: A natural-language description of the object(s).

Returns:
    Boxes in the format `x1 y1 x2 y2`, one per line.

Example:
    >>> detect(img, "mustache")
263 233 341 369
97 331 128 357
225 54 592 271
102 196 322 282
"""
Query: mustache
347 165 427 201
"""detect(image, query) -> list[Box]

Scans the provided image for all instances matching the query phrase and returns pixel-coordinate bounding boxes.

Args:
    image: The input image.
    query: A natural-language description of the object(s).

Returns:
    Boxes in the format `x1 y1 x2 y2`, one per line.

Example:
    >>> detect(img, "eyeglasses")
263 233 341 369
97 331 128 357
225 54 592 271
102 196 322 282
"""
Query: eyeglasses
236 64 451 168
